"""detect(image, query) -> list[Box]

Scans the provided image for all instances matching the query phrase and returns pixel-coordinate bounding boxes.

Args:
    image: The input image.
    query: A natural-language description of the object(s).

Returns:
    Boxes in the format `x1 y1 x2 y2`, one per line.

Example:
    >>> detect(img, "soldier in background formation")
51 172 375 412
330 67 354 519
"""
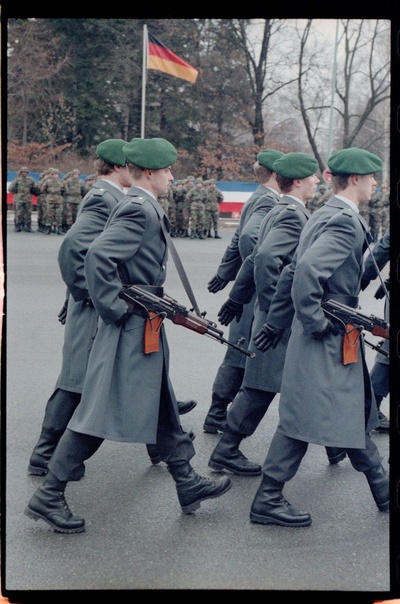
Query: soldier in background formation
61 168 86 232
40 168 68 235
307 184 331 214
204 178 223 238
10 166 87 234
168 175 224 239
8 167 40 232
368 184 390 241
36 169 52 232
187 177 207 239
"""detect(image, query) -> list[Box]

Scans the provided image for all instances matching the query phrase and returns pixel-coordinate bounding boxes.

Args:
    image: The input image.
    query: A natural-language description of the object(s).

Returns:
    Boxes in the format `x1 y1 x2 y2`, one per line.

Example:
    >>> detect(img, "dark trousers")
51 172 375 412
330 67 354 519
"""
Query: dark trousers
48 383 196 482
262 431 383 483
227 386 276 435
212 364 245 401
42 388 82 432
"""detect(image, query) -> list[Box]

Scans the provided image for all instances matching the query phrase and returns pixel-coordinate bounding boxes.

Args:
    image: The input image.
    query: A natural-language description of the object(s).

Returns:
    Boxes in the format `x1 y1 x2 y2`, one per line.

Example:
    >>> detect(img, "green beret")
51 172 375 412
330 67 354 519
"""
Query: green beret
273 152 318 179
124 138 177 169
96 139 128 166
327 147 382 176
256 149 285 170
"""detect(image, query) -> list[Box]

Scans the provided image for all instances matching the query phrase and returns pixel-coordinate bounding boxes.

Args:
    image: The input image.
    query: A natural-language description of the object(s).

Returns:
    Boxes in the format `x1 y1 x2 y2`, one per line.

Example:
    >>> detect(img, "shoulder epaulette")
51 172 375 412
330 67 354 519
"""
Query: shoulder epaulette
128 194 145 205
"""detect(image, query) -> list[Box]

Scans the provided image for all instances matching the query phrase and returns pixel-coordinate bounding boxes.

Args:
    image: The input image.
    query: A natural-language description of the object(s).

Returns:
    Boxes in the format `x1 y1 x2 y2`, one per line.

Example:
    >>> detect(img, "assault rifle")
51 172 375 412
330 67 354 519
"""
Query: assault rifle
322 298 389 355
120 284 255 358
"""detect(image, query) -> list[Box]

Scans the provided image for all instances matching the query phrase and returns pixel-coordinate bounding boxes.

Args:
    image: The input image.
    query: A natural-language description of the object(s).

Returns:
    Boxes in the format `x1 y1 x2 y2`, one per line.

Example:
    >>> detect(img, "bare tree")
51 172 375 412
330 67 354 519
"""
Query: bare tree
7 19 71 145
296 18 390 172
226 19 298 147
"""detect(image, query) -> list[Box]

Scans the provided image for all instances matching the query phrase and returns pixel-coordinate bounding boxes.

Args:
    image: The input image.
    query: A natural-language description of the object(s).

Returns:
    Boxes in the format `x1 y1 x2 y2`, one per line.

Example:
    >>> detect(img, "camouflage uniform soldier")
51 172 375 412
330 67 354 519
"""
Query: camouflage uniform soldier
173 180 186 236
36 169 52 232
158 191 170 214
181 175 195 237
167 185 177 236
187 177 207 239
8 167 40 232
359 200 370 226
41 168 67 234
205 178 223 238
368 187 386 241
378 184 390 233
83 174 97 195
64 169 86 231
308 185 327 214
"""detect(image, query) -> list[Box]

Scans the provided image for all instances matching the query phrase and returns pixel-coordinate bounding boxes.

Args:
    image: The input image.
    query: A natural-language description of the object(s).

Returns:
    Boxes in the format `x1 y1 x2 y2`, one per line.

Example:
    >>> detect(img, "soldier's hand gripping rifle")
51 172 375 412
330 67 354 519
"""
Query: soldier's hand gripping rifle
120 284 255 358
322 298 389 357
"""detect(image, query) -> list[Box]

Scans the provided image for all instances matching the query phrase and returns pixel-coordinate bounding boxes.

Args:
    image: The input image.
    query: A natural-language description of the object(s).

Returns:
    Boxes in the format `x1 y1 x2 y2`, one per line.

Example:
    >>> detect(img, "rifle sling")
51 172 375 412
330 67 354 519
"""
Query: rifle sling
160 217 202 316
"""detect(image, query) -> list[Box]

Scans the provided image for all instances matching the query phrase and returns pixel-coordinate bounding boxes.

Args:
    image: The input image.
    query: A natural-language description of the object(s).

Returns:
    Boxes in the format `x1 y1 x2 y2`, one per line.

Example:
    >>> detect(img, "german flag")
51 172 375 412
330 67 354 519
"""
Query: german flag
147 32 198 84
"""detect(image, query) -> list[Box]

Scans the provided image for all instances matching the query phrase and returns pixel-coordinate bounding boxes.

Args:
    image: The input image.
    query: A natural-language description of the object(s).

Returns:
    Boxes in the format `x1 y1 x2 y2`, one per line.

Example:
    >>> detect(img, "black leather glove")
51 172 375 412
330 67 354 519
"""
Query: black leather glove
115 306 134 327
374 278 389 299
311 319 340 340
360 277 370 291
207 274 229 293
253 323 284 352
57 299 69 325
218 299 243 325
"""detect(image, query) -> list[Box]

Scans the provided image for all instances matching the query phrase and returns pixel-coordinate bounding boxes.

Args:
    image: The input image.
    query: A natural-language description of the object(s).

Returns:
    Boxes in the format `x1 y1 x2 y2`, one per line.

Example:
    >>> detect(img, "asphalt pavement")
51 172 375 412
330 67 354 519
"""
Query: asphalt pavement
1 215 393 598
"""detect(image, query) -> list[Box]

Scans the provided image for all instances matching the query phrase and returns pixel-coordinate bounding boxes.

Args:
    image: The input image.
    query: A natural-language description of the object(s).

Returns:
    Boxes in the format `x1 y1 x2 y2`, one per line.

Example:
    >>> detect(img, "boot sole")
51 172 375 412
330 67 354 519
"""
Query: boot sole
181 479 232 514
208 460 262 476
377 500 389 512
28 465 48 476
24 506 85 533
178 401 198 415
249 511 312 527
203 424 225 434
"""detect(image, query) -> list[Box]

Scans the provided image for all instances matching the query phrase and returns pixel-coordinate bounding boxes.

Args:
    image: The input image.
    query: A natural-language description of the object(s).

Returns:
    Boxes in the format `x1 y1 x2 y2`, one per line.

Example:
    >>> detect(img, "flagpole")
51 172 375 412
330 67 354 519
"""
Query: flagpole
141 24 148 138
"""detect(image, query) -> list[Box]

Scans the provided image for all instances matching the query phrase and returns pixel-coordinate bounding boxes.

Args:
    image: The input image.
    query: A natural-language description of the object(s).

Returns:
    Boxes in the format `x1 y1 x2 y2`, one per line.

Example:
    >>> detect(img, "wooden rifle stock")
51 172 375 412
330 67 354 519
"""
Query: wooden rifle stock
120 285 255 358
322 299 389 340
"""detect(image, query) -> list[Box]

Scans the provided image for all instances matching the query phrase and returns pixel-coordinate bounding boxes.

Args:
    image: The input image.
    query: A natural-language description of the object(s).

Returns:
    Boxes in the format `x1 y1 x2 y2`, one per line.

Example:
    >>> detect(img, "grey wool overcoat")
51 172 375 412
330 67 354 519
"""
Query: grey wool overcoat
216 186 281 369
56 179 126 393
67 190 181 443
276 197 379 449
229 197 311 393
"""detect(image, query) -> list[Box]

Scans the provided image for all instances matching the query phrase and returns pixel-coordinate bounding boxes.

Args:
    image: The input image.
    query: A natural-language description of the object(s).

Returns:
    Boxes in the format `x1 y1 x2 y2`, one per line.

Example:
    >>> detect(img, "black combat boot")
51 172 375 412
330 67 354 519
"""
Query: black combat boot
364 464 389 511
250 474 312 526
24 224 32 232
167 463 232 514
146 444 162 465
24 471 85 533
198 231 206 240
203 394 230 433
190 230 196 239
214 231 222 239
326 447 347 465
208 429 261 476
14 222 22 232
177 399 197 415
146 431 196 466
28 427 85 481
180 229 189 238
207 230 212 238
